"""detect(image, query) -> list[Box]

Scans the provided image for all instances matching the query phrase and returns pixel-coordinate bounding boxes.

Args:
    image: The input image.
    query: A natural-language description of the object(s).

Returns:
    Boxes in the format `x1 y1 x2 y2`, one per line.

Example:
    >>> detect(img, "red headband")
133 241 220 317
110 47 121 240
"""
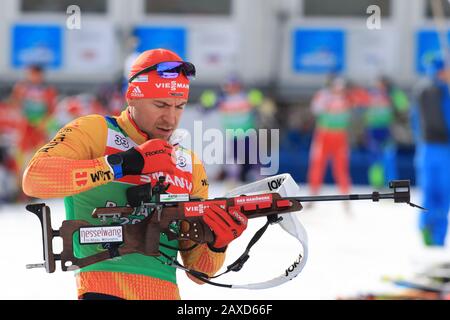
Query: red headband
126 49 190 100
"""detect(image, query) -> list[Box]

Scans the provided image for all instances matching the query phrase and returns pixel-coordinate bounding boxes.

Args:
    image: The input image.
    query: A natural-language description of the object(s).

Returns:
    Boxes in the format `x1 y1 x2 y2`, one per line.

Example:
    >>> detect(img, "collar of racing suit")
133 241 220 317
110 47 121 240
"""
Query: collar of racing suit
115 107 149 145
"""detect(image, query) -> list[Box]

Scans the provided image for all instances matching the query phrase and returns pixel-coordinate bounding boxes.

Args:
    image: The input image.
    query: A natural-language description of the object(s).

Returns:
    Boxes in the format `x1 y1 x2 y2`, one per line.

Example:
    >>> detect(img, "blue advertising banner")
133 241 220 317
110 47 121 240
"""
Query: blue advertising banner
134 26 187 60
11 24 63 69
292 28 345 74
416 30 450 74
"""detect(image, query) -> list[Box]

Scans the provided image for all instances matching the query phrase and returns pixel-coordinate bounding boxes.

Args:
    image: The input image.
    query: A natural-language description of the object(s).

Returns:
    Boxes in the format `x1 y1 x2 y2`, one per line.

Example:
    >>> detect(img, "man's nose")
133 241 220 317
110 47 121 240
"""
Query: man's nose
162 106 177 125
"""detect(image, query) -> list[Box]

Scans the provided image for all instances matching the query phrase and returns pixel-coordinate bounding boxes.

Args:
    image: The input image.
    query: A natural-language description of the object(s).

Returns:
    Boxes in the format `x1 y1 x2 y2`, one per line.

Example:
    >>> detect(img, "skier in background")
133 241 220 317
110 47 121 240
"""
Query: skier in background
364 76 409 188
307 75 353 205
412 57 450 247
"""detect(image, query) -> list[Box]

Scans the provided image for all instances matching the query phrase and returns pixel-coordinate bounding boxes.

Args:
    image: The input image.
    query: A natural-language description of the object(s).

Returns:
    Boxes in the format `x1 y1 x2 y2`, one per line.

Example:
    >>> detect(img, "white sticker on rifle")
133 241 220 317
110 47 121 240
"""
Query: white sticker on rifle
79 226 123 244
234 194 273 205
160 194 190 202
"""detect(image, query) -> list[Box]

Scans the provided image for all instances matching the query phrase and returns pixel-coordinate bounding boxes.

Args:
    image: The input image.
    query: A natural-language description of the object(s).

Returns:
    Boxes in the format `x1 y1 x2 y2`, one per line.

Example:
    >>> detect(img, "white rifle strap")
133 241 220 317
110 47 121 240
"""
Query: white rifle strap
224 173 309 289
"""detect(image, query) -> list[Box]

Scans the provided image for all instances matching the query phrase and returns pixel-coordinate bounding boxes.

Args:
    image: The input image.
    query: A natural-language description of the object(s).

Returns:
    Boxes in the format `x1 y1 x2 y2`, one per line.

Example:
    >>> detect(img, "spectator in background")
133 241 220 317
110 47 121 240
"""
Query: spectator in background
346 80 371 149
363 76 409 188
199 75 263 183
307 75 353 205
54 93 108 128
411 57 450 247
0 101 21 202
347 81 371 110
8 64 57 200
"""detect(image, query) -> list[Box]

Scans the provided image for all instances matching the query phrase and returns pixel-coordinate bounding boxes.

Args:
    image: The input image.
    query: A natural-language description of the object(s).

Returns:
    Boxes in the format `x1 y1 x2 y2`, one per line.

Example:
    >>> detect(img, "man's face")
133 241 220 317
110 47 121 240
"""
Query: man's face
331 79 346 94
27 68 43 84
128 97 187 140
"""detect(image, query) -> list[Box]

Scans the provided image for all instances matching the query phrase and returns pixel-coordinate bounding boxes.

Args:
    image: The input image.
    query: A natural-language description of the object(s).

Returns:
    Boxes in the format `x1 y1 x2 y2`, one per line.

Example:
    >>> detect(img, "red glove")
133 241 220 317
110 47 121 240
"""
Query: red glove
203 205 248 250
134 139 176 174
106 139 176 178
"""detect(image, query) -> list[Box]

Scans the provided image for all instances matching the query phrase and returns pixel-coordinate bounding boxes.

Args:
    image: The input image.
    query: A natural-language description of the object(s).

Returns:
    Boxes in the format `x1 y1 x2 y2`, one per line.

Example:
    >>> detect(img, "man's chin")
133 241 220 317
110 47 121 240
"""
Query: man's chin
150 130 173 141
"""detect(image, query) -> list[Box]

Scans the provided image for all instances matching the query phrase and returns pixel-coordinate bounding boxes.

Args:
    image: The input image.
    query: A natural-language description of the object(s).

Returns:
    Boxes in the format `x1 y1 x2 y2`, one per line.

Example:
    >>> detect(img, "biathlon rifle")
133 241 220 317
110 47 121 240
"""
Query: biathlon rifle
26 178 423 281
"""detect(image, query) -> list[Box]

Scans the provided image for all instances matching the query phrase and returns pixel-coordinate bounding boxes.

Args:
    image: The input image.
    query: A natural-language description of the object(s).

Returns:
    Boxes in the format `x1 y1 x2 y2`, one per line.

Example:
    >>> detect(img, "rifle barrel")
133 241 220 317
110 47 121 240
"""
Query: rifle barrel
290 192 396 202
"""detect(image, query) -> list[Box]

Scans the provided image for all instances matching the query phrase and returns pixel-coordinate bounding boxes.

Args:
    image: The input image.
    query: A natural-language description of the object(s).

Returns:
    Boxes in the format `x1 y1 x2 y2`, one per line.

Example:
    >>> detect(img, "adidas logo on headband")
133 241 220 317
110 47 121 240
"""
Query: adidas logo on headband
130 86 144 98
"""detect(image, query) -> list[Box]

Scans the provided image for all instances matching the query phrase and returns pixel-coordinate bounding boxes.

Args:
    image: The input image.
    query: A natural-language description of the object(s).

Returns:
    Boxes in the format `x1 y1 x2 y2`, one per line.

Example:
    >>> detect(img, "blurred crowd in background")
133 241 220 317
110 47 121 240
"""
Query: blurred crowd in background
0 62 415 203
0 64 125 203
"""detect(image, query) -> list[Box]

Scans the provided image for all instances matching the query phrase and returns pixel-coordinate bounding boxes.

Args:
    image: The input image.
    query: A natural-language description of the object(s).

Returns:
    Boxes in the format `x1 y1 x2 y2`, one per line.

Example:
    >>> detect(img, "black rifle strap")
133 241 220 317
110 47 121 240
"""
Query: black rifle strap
156 216 276 288
157 250 231 288
210 218 272 278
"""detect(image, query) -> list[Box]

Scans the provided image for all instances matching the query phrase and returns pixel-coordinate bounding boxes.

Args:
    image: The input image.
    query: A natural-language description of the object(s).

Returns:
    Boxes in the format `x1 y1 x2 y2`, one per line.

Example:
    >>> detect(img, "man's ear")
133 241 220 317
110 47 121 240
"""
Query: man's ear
127 102 136 119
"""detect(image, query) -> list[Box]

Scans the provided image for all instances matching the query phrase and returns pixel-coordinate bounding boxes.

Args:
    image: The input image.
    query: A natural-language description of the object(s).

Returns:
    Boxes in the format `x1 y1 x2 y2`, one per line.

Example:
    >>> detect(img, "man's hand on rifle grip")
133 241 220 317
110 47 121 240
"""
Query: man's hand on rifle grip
202 205 248 251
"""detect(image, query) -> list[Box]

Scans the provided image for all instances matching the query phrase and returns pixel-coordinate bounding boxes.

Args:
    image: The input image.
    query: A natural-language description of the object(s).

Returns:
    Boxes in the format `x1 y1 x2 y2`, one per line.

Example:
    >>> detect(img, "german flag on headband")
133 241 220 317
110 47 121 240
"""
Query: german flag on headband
126 48 190 100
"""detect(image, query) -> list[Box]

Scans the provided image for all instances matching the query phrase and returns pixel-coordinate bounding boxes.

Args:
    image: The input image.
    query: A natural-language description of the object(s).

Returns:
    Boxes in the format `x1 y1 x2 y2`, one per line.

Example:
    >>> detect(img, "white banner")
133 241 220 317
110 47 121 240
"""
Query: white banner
189 24 239 79
347 28 398 80
66 21 117 72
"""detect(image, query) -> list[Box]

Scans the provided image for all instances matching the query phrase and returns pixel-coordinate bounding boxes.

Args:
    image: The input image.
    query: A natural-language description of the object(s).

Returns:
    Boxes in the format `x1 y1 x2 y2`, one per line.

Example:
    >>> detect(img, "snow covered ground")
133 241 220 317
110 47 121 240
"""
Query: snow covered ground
0 182 448 300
